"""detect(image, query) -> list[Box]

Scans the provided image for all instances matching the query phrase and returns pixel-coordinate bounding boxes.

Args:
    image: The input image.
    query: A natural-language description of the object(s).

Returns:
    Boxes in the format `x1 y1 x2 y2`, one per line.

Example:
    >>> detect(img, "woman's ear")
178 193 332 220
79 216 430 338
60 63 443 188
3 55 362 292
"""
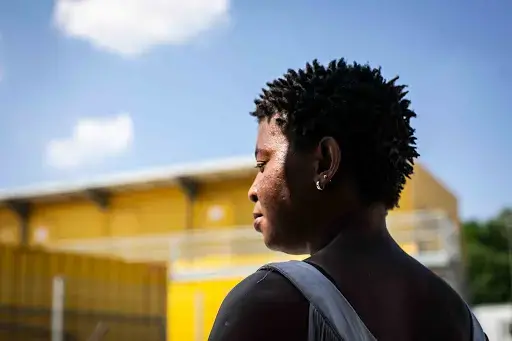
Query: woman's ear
315 136 341 182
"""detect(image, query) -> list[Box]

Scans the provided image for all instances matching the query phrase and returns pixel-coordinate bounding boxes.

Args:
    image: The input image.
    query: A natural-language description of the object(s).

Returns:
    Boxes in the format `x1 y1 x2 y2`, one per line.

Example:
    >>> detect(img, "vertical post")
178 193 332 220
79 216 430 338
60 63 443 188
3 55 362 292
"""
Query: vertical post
6 201 31 246
51 276 65 341
177 177 198 231
194 291 204 341
178 178 199 265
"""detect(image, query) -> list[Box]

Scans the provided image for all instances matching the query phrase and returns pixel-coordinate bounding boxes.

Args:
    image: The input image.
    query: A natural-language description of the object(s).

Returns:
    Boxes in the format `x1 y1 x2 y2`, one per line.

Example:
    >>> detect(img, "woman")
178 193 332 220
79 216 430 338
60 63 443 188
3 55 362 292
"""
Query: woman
208 59 487 340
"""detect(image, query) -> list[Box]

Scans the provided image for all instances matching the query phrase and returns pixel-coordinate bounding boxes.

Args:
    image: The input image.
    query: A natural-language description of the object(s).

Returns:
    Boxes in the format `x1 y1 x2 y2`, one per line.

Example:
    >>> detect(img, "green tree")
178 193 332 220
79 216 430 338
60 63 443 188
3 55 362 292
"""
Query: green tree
464 208 512 304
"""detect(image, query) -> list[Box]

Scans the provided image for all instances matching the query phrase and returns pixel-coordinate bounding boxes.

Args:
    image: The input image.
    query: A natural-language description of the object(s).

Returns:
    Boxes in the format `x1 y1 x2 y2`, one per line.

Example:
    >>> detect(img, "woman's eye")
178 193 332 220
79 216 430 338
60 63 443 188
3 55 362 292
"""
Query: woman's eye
255 162 266 172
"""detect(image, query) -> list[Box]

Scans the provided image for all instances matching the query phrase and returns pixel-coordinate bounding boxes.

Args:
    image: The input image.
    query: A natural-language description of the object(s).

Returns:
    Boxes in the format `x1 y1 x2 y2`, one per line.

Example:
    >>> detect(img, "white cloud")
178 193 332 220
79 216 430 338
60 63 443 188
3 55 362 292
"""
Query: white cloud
53 0 230 57
45 113 134 170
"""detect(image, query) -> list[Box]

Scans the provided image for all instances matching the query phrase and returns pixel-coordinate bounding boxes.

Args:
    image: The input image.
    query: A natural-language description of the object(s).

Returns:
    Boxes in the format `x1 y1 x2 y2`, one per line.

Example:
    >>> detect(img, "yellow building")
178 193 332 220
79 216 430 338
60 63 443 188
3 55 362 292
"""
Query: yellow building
0 156 458 247
0 243 167 341
0 156 461 341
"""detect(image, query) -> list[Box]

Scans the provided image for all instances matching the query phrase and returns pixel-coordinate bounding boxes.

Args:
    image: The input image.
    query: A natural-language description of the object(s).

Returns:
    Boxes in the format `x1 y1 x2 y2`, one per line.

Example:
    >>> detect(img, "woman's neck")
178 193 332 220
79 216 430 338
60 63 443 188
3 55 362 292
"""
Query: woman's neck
307 204 391 255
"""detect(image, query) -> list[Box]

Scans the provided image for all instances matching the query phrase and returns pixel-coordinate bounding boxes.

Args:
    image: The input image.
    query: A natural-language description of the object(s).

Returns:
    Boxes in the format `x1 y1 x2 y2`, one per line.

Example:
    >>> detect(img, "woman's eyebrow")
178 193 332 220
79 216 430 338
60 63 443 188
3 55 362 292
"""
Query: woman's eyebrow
255 148 270 159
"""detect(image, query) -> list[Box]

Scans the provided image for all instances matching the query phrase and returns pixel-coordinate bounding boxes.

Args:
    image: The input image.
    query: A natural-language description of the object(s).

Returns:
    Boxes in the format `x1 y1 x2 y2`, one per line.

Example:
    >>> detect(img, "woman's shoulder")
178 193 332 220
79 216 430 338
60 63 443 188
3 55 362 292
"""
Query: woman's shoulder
214 268 309 318
226 268 307 304
404 258 474 340
209 269 309 341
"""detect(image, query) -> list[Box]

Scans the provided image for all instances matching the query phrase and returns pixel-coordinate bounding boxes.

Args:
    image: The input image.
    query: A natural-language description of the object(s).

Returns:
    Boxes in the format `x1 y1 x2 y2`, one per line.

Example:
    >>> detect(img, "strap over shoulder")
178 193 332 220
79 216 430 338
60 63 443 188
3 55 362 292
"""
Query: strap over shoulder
260 260 377 341
469 308 486 341
261 261 487 341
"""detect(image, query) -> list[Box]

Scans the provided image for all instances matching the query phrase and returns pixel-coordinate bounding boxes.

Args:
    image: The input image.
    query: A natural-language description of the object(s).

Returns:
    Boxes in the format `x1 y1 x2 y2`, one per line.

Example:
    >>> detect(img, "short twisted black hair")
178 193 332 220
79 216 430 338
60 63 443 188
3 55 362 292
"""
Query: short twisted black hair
250 58 419 209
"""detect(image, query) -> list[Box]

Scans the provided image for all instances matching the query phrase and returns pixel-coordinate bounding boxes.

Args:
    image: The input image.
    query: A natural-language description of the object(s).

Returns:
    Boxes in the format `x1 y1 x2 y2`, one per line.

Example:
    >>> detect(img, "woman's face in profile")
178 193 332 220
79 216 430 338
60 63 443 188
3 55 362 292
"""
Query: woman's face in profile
248 117 318 255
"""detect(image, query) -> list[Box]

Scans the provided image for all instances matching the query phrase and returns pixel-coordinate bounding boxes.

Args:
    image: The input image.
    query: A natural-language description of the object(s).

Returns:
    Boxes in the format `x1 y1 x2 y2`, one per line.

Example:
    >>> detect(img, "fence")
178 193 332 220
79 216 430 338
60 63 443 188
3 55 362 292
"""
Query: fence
0 245 166 341
48 210 461 267
166 209 462 278
45 210 463 287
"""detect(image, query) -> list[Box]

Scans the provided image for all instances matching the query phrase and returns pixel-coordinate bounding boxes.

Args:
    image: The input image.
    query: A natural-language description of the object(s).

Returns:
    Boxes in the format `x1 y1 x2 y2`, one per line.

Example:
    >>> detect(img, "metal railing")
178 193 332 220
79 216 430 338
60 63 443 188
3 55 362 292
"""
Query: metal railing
387 209 461 266
47 210 460 270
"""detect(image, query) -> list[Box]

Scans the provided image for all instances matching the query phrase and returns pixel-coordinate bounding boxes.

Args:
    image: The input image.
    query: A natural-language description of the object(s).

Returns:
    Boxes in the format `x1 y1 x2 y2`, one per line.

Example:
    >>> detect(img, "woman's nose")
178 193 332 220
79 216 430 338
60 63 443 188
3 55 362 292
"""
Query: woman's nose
248 185 258 203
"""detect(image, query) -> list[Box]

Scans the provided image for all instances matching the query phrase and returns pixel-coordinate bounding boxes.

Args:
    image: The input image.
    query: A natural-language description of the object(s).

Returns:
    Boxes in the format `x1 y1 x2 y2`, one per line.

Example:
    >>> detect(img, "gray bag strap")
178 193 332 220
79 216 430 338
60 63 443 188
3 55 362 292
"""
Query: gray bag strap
260 260 377 341
468 307 486 341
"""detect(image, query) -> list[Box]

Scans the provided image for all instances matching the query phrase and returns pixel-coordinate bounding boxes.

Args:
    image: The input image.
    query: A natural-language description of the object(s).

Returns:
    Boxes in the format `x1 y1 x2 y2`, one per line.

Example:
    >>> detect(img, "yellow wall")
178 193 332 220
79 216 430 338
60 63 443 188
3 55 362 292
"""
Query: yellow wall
411 164 459 226
393 172 415 212
24 186 187 244
387 164 459 223
167 250 307 341
0 243 166 341
0 208 18 245
386 163 459 254
192 178 254 229
0 178 255 247
168 278 241 341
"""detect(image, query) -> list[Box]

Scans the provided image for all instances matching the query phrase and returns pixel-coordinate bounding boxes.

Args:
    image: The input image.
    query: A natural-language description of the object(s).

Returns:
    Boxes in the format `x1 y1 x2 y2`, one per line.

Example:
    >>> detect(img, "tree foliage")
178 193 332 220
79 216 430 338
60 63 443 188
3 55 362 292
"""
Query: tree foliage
464 208 512 304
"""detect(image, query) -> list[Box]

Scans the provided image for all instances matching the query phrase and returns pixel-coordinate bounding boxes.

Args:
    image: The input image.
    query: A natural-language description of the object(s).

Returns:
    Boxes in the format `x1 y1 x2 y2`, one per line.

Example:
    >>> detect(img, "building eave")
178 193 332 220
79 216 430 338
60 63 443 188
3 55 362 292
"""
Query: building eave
0 156 255 205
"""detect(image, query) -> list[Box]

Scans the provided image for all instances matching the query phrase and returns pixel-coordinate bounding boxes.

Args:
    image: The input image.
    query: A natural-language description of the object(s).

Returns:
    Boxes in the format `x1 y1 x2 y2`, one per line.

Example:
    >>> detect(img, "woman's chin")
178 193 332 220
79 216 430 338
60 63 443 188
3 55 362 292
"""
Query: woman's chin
261 229 279 251
262 231 307 255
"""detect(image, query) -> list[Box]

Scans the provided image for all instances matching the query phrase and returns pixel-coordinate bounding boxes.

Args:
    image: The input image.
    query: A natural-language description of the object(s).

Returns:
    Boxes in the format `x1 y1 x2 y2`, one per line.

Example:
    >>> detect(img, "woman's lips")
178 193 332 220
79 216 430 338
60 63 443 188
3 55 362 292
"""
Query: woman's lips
253 213 263 232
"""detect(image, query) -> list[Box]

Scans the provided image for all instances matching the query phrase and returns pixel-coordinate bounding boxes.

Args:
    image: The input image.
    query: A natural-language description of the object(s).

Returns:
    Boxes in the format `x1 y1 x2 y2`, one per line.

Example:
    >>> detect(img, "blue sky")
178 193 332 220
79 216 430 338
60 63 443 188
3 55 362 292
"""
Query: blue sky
0 0 510 220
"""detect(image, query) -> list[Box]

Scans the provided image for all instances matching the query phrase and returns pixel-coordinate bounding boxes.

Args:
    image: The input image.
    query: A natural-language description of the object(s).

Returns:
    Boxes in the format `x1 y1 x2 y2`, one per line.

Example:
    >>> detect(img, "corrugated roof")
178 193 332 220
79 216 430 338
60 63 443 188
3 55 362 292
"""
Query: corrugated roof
0 156 255 203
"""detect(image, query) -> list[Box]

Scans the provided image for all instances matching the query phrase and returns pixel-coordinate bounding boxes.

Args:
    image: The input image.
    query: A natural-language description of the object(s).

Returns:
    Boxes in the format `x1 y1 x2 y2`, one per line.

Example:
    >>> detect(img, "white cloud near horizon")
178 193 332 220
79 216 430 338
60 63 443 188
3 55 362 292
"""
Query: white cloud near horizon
53 0 230 57
45 113 134 170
